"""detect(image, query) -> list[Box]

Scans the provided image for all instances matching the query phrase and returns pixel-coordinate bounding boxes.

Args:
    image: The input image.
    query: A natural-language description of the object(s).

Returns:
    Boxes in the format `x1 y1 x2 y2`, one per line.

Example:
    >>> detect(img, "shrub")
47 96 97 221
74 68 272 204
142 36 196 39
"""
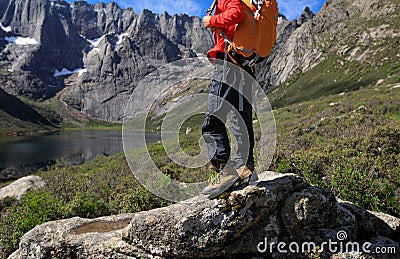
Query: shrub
0 189 62 256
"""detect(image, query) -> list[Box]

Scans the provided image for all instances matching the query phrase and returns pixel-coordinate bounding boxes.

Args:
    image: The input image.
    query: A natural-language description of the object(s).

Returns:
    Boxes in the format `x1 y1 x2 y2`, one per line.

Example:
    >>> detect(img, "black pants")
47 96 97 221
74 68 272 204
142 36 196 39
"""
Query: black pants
202 52 255 169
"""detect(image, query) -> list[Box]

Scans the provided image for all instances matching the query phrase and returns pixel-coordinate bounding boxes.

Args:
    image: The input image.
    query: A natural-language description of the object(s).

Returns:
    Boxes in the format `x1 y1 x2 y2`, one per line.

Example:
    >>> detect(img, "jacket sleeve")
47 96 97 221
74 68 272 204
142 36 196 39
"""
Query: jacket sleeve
209 0 244 28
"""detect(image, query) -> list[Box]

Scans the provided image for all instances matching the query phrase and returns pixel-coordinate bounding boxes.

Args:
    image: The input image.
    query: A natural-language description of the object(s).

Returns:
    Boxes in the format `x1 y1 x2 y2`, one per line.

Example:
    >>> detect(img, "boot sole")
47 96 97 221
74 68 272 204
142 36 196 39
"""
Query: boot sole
205 173 259 199
205 177 241 199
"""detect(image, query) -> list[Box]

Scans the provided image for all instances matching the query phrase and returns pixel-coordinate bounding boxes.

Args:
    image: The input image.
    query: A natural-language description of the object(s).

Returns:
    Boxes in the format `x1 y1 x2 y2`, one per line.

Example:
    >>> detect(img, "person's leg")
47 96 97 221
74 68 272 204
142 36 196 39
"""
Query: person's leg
201 64 241 197
230 88 254 170
226 60 255 171
202 79 234 169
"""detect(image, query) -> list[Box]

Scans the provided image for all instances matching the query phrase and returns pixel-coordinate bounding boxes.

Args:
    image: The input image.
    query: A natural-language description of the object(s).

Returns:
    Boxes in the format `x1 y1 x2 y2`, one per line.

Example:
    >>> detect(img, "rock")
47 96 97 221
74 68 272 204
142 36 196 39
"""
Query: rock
2 0 398 121
339 200 400 238
9 214 136 259
10 172 400 258
281 186 357 241
0 0 213 120
0 175 45 200
297 7 315 25
257 0 399 88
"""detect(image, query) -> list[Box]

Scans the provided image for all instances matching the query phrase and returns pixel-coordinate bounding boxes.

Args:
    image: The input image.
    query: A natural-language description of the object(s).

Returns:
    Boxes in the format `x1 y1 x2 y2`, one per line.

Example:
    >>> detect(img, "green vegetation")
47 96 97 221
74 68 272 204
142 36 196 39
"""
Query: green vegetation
1 84 399 257
0 85 122 140
0 88 58 138
147 114 212 183
270 84 400 217
1 17 400 256
40 96 121 130
0 153 167 256
268 40 400 108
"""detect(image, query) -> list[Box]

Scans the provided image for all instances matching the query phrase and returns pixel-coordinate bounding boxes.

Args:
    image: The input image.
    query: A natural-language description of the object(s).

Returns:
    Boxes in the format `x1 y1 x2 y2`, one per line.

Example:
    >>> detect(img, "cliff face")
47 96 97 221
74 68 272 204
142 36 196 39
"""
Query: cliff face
1 0 398 121
9 172 400 258
256 0 399 89
0 0 213 121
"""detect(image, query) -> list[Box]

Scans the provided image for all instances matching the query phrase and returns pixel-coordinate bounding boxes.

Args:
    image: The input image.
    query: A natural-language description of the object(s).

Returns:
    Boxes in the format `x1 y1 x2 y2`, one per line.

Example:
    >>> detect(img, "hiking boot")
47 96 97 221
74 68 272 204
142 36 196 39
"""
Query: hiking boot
202 163 239 198
237 164 258 184
208 164 219 172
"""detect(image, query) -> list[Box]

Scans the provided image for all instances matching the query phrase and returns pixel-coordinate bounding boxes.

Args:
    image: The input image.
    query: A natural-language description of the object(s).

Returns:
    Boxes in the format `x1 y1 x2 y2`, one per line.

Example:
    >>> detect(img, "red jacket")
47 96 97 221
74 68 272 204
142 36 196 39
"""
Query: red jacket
207 0 244 59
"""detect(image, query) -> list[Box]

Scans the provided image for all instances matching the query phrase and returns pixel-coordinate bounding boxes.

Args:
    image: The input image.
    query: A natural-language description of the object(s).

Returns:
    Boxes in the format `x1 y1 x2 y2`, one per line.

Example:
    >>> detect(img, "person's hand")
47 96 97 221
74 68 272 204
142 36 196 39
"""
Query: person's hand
202 15 212 28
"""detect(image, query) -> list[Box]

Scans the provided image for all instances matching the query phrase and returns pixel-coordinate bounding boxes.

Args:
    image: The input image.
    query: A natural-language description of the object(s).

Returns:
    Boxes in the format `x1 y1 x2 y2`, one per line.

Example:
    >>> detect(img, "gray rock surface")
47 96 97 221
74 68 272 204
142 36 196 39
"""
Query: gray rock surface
1 0 399 121
9 172 399 258
0 0 213 120
0 175 45 200
256 0 399 89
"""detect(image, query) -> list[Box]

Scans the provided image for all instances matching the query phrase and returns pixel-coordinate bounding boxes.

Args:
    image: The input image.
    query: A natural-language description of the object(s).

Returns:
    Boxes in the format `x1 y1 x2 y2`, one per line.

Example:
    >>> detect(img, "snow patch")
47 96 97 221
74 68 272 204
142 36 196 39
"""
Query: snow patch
115 33 129 50
0 23 12 32
77 69 87 77
87 35 105 48
5 36 38 45
54 68 87 77
116 33 129 45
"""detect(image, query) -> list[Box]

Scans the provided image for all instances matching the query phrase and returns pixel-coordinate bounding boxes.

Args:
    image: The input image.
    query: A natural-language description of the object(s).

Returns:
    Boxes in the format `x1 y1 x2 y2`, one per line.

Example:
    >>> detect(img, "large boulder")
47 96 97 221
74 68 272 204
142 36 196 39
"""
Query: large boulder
0 175 45 200
9 172 400 258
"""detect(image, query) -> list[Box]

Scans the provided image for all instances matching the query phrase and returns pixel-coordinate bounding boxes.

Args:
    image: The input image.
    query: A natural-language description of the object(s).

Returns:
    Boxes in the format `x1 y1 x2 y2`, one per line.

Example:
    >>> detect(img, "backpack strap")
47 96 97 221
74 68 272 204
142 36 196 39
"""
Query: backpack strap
206 0 218 16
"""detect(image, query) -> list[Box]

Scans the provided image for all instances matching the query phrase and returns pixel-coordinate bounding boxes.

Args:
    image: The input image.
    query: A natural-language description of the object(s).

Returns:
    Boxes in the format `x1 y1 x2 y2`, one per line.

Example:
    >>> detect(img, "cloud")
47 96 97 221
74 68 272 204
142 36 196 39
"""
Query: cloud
116 0 202 16
277 0 324 20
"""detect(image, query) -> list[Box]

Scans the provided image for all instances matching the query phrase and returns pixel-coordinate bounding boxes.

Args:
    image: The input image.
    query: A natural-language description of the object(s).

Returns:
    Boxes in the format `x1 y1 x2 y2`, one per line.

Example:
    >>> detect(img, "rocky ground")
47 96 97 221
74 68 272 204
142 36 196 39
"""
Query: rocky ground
9 172 400 258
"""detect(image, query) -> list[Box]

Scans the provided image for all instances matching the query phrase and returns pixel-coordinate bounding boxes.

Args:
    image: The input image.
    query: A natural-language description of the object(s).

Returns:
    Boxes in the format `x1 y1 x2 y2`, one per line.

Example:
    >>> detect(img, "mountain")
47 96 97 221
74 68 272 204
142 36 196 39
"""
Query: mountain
0 0 213 122
257 0 400 107
0 0 399 124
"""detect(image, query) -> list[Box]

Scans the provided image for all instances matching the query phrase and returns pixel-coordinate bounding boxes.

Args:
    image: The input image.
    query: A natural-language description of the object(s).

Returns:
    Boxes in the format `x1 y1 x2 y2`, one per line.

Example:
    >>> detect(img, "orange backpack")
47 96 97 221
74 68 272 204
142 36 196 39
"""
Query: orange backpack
207 0 279 59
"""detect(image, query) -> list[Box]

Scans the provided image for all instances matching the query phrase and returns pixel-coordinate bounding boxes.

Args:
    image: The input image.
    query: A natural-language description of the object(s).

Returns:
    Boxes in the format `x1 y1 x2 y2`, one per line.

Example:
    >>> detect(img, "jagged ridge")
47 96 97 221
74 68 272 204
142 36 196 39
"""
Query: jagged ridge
0 0 213 121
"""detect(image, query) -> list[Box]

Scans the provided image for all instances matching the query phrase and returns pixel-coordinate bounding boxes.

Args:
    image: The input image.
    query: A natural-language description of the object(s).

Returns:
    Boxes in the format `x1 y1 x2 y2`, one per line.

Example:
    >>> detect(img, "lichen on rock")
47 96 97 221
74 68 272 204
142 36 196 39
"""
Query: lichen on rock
9 172 399 258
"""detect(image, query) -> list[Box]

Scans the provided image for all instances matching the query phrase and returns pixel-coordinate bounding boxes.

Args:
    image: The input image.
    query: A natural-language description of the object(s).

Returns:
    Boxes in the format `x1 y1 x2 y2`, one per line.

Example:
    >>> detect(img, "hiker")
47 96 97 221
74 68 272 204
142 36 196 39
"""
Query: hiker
201 0 258 198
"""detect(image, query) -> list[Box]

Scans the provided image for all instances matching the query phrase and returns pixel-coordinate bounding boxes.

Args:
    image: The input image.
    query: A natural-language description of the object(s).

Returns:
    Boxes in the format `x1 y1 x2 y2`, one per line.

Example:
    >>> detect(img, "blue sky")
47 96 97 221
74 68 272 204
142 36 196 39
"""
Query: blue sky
80 0 326 20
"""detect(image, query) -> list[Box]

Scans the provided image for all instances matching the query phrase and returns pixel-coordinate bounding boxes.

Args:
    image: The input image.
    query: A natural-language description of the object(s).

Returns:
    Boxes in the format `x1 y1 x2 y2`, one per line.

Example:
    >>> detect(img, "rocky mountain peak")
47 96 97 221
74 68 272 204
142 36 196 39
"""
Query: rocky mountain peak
1 0 398 121
136 8 159 29
297 6 314 25
257 0 399 91
0 0 213 119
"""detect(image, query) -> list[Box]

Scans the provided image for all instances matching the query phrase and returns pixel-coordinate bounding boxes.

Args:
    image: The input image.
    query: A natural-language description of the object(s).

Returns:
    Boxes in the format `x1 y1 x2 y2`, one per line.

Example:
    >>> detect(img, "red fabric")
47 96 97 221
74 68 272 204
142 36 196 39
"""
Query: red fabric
207 0 244 60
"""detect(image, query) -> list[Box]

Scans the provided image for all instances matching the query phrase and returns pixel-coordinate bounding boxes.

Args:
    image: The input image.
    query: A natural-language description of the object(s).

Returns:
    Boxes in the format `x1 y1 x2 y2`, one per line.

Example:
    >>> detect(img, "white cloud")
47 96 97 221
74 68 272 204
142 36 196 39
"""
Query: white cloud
117 0 202 16
277 0 324 20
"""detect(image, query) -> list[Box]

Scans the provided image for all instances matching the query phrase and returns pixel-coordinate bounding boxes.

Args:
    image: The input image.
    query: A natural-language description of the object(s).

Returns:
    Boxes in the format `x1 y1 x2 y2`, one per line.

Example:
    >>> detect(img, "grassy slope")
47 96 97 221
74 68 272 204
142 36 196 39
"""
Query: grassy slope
271 84 400 216
269 37 400 108
269 2 400 108
0 88 121 139
0 88 58 138
1 80 399 258
264 5 400 216
1 4 400 255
